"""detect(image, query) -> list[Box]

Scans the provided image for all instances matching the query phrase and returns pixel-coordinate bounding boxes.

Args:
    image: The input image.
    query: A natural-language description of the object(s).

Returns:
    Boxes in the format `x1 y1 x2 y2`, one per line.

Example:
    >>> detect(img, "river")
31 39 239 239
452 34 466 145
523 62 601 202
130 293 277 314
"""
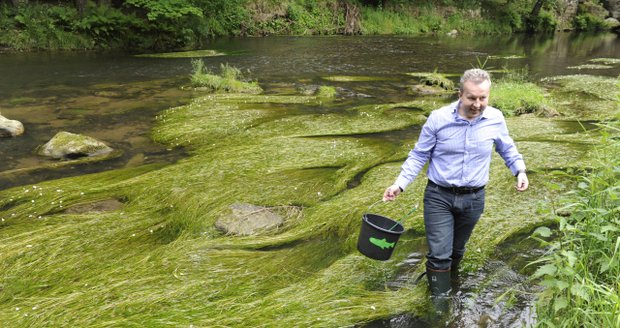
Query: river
1 32 619 190
0 32 618 326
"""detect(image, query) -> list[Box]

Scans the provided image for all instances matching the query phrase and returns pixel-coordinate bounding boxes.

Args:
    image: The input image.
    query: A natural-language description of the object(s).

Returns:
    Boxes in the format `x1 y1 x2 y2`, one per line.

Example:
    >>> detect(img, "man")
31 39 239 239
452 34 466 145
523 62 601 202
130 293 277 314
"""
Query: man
383 69 529 296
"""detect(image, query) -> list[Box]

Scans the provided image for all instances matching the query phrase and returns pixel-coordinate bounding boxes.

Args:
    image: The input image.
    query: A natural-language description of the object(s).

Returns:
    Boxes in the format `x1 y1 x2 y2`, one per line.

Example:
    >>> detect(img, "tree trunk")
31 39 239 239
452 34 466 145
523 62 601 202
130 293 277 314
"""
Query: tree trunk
76 0 87 16
342 1 361 35
531 0 547 17
10 0 27 7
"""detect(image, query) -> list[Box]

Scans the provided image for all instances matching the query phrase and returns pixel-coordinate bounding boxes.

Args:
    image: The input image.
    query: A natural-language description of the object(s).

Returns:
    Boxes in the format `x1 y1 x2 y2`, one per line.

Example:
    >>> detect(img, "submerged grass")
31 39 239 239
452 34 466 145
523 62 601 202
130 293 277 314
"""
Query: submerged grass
542 74 620 120
135 49 224 58
0 79 609 326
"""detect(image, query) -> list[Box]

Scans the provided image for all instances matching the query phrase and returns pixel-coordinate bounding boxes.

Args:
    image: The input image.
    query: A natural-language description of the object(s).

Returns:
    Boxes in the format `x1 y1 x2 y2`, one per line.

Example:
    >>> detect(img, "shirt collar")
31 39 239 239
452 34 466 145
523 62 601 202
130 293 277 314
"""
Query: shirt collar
452 100 489 123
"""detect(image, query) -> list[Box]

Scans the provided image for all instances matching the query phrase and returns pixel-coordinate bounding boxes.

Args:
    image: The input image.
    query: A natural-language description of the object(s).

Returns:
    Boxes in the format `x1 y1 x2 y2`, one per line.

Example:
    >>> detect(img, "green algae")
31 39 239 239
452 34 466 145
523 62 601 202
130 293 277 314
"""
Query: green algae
567 64 613 70
0 86 610 326
487 55 527 59
588 58 620 65
316 85 337 98
542 74 619 102
134 49 225 58
7 97 38 106
322 75 394 82
542 74 619 120
406 72 460 78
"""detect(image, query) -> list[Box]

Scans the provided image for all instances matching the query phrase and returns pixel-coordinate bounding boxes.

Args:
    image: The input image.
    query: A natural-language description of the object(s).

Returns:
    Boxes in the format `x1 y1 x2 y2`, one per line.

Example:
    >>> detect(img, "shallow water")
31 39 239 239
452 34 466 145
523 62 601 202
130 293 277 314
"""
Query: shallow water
1 32 618 190
360 232 546 328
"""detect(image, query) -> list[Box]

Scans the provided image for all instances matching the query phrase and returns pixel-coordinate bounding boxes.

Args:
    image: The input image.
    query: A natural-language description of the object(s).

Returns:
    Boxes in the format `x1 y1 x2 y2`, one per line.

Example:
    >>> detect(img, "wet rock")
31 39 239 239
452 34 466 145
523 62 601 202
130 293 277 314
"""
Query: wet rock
335 87 372 98
297 85 321 96
409 84 453 96
64 199 124 214
37 131 114 160
0 115 24 137
537 106 561 117
605 17 620 29
609 0 620 20
215 203 284 236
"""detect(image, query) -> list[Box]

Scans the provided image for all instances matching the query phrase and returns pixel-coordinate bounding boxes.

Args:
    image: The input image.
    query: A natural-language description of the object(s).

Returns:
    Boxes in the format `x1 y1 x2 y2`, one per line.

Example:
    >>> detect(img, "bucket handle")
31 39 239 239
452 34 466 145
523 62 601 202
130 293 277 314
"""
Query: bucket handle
366 200 419 231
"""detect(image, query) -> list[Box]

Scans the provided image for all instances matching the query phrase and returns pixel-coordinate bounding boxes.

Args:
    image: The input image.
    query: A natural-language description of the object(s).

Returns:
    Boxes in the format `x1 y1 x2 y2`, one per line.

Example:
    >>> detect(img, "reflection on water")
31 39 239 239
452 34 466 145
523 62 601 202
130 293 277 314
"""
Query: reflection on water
0 32 618 191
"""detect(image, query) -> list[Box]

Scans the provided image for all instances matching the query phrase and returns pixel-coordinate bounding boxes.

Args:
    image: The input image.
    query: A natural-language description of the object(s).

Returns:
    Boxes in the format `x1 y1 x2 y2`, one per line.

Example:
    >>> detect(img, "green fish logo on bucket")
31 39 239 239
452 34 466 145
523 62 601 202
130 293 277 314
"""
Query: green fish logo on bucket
369 237 395 250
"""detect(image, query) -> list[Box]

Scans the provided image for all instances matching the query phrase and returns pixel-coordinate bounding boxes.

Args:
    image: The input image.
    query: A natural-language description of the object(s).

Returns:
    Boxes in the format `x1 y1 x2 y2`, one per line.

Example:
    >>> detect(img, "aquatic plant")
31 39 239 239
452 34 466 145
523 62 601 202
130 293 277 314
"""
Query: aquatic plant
589 58 620 65
491 81 549 116
134 49 224 58
316 85 337 98
541 74 620 120
190 60 262 94
567 64 613 70
529 122 620 327
0 88 603 326
542 75 619 102
406 71 455 91
322 75 391 82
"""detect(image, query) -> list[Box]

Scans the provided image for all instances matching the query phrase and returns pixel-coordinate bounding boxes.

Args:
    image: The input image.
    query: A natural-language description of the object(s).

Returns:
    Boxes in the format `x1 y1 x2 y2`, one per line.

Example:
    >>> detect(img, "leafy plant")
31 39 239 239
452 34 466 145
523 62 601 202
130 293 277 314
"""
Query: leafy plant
529 123 620 327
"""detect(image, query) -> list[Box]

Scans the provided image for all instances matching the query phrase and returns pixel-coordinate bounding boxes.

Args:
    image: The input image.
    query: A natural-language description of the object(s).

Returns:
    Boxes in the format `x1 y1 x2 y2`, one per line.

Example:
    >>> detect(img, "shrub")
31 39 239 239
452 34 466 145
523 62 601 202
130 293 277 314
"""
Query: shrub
0 3 92 50
574 13 608 31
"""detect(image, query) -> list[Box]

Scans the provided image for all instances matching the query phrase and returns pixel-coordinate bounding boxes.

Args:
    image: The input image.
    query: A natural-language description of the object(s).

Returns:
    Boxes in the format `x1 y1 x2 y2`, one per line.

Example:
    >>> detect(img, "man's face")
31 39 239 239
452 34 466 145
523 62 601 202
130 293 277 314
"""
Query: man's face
458 79 490 120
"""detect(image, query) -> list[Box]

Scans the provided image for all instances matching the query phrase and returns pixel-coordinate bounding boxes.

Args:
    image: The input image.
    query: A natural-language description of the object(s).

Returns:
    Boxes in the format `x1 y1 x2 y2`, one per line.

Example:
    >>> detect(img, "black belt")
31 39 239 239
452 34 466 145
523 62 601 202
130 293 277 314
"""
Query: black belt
428 180 485 194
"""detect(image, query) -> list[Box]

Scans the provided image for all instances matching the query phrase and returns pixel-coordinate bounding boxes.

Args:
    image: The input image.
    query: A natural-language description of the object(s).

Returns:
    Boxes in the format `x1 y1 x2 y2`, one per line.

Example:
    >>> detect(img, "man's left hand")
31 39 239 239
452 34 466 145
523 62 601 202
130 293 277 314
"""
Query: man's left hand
516 172 529 192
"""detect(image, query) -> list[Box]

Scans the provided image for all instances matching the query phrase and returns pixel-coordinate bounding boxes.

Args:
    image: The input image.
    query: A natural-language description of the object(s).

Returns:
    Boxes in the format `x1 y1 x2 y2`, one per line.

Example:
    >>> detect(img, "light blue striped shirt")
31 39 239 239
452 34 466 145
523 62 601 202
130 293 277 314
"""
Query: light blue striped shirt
395 101 526 190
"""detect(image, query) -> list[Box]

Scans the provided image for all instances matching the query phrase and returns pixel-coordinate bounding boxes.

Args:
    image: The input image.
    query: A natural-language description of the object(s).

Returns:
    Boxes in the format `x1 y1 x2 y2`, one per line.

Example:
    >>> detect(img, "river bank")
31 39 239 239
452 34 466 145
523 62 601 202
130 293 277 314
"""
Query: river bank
1 0 619 51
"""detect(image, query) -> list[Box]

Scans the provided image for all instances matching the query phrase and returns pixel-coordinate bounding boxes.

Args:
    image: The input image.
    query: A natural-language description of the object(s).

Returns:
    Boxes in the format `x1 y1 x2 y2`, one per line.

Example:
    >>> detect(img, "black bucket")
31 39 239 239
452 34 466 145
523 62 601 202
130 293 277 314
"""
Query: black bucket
357 213 405 261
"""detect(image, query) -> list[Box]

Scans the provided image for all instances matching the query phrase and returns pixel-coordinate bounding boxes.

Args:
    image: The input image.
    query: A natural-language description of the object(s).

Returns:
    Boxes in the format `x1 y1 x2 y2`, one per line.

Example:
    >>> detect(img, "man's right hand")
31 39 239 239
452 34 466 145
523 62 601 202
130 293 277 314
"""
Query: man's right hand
383 185 402 201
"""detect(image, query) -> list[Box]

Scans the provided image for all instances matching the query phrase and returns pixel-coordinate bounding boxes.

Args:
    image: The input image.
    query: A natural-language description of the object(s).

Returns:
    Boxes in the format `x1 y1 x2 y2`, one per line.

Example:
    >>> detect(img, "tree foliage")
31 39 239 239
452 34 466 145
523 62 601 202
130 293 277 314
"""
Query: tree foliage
0 0 615 51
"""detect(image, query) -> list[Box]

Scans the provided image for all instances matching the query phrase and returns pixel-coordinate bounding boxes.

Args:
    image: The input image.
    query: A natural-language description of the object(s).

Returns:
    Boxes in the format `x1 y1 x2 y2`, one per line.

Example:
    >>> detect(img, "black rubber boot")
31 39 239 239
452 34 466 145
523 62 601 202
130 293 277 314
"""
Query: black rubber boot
426 267 451 296
451 257 462 272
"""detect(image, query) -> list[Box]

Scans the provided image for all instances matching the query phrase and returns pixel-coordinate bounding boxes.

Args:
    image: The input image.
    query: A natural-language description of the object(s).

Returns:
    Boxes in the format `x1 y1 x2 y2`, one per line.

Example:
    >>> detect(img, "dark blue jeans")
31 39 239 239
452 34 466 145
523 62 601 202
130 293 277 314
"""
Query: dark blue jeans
423 181 486 270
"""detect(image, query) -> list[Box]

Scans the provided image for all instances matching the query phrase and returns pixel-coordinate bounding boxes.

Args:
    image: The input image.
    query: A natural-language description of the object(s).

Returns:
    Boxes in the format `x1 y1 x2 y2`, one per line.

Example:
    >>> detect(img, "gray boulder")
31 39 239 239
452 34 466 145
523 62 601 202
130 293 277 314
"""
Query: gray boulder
38 131 113 159
605 17 620 29
0 115 24 137
215 203 285 236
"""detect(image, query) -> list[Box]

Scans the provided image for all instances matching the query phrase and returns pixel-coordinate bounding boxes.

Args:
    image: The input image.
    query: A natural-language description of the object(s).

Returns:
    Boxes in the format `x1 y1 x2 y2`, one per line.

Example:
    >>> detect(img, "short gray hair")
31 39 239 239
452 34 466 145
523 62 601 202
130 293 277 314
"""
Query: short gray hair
460 69 491 90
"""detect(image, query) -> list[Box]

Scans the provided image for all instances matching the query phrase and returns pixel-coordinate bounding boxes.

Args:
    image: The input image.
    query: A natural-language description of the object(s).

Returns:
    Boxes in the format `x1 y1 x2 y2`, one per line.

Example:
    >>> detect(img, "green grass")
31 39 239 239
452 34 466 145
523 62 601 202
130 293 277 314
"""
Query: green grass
491 80 549 116
360 5 510 35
